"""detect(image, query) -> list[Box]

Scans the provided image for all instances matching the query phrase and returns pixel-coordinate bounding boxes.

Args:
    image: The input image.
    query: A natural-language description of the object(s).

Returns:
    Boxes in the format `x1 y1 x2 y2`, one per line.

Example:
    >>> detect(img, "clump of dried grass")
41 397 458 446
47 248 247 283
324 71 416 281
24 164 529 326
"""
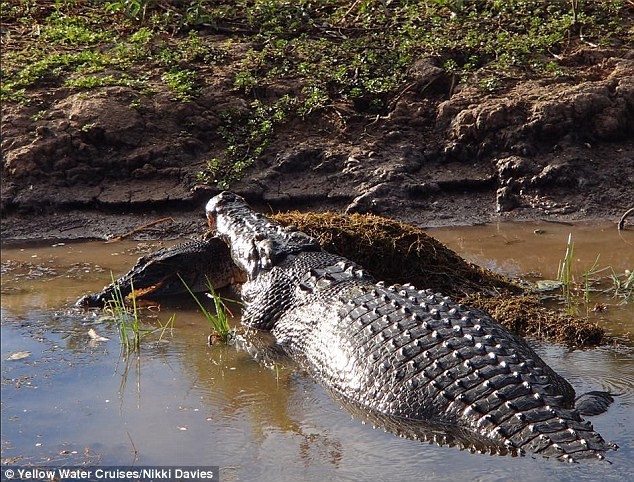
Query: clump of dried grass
273 211 520 297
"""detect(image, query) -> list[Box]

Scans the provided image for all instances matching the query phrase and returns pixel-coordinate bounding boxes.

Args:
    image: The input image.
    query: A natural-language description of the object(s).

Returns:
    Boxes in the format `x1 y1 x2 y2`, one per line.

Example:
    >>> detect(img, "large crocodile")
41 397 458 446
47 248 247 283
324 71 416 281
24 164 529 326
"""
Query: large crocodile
79 192 617 461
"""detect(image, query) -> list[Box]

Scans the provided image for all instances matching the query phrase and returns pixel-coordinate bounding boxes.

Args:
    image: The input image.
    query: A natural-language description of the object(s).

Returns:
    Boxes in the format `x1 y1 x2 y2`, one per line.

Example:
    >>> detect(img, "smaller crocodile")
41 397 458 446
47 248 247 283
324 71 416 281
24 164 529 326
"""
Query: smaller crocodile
76 238 244 308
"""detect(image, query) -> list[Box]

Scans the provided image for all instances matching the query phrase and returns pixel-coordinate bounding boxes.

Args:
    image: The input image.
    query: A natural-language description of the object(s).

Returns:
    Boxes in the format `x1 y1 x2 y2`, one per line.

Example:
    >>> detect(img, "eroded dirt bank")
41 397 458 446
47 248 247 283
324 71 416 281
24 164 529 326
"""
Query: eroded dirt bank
2 48 634 241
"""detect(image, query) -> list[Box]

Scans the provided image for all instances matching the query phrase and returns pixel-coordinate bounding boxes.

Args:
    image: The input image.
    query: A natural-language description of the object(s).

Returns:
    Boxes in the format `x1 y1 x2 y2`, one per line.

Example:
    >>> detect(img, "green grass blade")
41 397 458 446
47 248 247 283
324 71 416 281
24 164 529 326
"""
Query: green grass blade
178 274 232 342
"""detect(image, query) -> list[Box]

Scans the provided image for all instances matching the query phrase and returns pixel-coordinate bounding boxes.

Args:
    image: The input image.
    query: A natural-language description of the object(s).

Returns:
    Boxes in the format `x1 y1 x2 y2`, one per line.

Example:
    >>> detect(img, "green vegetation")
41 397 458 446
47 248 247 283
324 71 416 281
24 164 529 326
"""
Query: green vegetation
105 275 175 352
0 1 222 103
161 68 199 100
610 269 634 303
557 233 576 313
179 274 234 343
197 96 296 187
2 1 631 185
557 234 632 316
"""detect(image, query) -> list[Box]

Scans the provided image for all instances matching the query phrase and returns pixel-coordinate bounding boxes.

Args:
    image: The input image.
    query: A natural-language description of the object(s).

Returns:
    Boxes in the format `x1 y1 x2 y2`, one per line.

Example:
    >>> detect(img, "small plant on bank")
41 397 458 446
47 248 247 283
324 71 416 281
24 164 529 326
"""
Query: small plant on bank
179 274 235 343
582 255 602 304
104 0 154 22
197 96 296 187
161 68 199 101
609 269 634 304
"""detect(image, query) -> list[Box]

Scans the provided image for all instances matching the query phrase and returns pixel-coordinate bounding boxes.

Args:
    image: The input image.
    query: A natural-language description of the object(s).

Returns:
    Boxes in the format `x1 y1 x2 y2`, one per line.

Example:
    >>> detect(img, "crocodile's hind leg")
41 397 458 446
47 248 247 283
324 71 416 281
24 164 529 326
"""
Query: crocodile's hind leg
574 391 617 416
76 237 244 307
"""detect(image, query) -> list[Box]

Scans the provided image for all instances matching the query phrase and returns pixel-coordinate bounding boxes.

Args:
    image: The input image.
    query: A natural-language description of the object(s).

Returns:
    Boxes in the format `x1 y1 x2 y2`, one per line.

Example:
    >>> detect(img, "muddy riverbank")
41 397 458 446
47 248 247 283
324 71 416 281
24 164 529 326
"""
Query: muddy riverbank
3 38 634 241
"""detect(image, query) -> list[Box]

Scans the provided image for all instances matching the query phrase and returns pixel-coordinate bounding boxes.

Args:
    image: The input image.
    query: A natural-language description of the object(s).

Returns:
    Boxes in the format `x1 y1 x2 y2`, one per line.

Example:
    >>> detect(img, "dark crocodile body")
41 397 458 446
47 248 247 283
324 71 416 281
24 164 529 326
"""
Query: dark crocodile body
78 191 617 461
205 192 616 462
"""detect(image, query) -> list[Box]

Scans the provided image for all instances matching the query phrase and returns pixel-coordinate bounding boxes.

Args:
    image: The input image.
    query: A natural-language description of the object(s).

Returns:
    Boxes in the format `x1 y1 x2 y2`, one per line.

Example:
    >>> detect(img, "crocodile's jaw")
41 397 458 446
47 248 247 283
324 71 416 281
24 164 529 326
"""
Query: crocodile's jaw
206 192 320 280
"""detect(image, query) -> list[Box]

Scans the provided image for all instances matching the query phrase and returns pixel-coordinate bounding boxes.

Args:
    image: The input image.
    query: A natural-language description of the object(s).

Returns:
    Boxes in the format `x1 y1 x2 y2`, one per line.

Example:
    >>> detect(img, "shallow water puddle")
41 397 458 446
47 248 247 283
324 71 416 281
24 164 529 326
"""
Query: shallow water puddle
428 221 634 338
1 223 633 481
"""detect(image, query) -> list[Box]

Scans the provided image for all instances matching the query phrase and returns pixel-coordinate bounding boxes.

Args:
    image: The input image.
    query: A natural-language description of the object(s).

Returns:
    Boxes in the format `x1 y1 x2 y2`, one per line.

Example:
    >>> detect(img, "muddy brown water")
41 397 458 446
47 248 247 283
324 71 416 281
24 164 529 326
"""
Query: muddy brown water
1 222 633 481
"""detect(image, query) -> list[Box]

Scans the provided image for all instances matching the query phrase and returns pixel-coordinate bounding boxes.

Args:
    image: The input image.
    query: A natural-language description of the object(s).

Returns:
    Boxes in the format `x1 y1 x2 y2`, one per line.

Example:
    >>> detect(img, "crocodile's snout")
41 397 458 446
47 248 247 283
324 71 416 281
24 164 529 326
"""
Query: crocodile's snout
75 293 104 308
205 191 245 230
75 237 242 308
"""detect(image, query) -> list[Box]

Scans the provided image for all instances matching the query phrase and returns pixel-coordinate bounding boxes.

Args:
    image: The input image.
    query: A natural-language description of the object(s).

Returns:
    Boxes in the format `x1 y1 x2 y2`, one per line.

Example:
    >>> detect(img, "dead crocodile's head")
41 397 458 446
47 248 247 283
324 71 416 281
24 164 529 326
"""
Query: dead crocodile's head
76 238 240 308
206 191 321 280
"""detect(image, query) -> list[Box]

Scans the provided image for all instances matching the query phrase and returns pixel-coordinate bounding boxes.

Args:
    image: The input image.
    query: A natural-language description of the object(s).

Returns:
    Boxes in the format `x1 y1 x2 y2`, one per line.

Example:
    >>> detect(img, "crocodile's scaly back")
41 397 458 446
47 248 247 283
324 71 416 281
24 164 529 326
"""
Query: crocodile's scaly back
205 192 616 460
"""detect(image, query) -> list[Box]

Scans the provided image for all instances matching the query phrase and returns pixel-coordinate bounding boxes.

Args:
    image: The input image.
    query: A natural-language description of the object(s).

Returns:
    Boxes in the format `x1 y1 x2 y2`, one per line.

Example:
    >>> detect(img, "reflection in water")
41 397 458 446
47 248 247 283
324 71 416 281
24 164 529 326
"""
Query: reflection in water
1 226 633 481
162 325 345 469
335 395 516 457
